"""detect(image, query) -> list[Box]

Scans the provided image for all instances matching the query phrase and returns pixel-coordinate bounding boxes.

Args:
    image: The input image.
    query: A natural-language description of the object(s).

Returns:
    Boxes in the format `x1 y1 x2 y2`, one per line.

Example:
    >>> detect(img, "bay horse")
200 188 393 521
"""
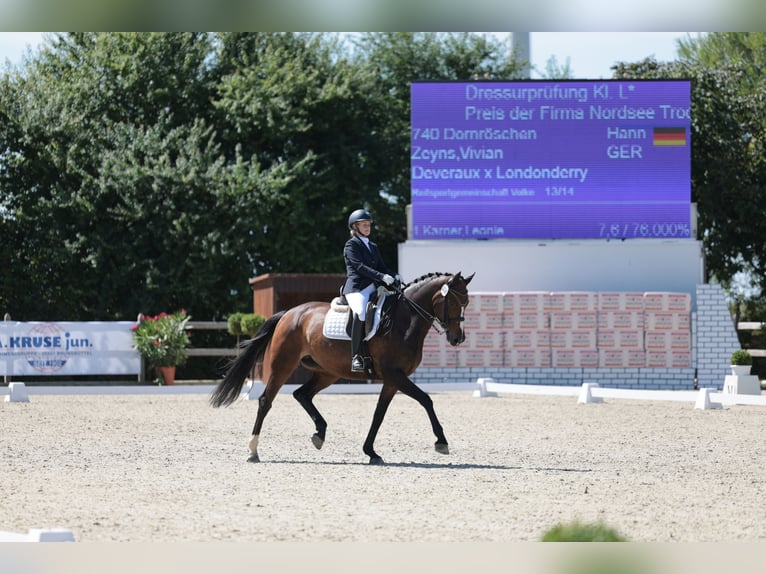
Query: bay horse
210 271 474 464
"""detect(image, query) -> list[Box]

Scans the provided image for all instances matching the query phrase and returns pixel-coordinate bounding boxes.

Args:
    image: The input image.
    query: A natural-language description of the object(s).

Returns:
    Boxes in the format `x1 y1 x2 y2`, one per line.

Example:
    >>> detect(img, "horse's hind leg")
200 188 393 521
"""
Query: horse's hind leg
248 364 296 462
292 372 337 450
248 382 279 462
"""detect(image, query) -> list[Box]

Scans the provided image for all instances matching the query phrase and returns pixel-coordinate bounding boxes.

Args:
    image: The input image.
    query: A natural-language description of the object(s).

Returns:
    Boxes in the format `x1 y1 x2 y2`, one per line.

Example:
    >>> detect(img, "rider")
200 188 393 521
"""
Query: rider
343 208 401 372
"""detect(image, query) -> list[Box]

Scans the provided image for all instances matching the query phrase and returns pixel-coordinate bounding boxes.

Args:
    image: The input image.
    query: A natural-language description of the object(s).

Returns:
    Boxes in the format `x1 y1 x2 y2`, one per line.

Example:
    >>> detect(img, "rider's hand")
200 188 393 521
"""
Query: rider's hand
382 274 395 286
395 274 403 284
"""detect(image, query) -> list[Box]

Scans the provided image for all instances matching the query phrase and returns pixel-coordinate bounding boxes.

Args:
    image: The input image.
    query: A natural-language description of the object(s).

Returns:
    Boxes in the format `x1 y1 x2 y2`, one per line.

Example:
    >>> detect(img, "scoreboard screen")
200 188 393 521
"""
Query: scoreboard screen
410 80 691 240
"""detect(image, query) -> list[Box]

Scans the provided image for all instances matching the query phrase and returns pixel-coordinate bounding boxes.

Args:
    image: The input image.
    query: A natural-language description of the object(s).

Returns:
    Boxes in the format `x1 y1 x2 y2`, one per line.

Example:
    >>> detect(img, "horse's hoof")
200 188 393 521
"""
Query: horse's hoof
311 434 324 450
369 456 385 465
247 452 260 463
435 443 449 455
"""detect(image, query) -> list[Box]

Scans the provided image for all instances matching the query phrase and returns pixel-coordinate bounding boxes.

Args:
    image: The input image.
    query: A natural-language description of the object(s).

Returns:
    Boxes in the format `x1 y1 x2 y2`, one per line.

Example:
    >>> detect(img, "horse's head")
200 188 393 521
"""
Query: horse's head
432 272 474 346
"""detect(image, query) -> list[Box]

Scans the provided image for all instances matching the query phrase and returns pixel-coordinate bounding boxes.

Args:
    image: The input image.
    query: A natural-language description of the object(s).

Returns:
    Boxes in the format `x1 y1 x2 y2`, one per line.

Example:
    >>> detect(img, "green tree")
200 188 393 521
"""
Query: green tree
677 32 766 94
352 32 525 264
612 56 766 300
0 32 528 322
674 33 766 308
539 54 574 79
211 32 384 274
0 32 291 319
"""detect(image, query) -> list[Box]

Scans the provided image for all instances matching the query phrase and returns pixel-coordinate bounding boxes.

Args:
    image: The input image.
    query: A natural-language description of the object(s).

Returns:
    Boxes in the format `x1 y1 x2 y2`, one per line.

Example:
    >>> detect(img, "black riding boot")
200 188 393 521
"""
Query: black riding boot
350 313 365 372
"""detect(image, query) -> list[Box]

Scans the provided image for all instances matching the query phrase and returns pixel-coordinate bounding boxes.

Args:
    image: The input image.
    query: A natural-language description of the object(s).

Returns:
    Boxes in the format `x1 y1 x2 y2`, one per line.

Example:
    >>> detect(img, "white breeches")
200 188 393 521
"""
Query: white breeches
345 284 376 320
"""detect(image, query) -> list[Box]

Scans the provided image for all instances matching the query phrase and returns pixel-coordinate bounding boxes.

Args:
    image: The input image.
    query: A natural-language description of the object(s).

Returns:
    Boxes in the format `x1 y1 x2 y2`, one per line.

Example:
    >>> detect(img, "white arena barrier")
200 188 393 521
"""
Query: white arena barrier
694 387 722 410
4 382 29 403
473 378 766 409
472 377 498 398
0 528 75 542
577 382 603 404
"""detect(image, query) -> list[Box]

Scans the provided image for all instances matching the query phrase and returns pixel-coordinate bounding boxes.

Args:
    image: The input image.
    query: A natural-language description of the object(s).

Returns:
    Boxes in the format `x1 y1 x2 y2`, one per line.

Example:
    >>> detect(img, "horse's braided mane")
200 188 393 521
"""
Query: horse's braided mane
404 272 453 290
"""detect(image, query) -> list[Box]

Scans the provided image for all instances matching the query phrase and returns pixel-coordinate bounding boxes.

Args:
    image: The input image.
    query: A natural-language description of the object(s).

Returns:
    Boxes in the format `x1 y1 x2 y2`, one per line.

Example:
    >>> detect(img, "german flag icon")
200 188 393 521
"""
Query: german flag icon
653 127 686 146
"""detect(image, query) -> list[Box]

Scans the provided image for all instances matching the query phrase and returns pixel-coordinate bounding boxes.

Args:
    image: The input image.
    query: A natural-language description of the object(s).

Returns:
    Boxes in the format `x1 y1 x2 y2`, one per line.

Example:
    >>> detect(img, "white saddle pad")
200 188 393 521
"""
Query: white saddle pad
323 292 387 341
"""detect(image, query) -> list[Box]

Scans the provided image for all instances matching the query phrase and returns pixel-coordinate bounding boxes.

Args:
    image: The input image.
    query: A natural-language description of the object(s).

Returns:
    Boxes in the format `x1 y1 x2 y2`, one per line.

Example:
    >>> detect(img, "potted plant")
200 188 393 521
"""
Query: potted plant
132 310 191 385
730 349 753 376
227 312 245 337
227 312 245 352
227 312 265 350
240 313 266 336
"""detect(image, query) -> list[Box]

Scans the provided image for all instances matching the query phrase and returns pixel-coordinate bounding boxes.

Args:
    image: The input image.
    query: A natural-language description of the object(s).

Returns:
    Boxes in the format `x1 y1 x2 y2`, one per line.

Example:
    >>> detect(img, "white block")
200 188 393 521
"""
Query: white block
550 330 597 349
694 387 722 410
722 374 761 395
0 528 75 542
550 311 597 330
503 291 550 313
644 311 691 331
473 377 498 398
598 349 646 368
462 311 482 330
420 347 446 367
244 380 264 400
465 330 503 348
29 528 76 542
598 292 645 311
481 312 505 329
504 329 550 349
597 329 644 349
644 330 691 350
645 350 692 368
463 309 503 329
504 348 551 367
598 311 645 330
470 293 504 312
505 311 548 330
644 292 692 312
578 382 603 404
548 291 598 312
552 348 599 368
443 350 459 367
5 382 30 403
458 348 504 367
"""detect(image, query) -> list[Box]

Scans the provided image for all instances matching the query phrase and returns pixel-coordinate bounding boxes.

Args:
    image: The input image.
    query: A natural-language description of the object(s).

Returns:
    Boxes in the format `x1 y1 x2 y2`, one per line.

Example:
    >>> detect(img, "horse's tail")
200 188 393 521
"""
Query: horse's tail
209 311 286 408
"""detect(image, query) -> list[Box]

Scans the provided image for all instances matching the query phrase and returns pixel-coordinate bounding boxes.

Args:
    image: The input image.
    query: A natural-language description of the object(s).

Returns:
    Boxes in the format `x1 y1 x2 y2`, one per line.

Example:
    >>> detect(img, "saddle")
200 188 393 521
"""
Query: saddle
323 285 394 341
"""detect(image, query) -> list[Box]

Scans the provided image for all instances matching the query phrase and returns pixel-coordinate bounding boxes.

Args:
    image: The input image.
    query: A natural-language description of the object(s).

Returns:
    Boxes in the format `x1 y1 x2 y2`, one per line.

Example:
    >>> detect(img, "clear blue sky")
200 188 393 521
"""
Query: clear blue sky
1 32 697 79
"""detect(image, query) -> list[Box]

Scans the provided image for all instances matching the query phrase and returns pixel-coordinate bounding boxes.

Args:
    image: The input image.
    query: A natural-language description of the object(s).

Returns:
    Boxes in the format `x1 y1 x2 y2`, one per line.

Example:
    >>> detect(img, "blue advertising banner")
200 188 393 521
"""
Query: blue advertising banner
410 80 692 240
0 322 140 376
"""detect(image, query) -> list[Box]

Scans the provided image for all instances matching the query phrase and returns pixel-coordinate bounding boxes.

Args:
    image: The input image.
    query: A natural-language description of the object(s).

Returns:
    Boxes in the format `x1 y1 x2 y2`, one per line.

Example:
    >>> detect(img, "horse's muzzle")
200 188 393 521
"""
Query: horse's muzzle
448 331 465 346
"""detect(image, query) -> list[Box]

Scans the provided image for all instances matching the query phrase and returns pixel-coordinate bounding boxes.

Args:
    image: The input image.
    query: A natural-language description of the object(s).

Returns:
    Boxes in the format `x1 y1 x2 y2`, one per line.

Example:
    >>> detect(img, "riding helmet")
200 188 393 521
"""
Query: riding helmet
348 208 373 229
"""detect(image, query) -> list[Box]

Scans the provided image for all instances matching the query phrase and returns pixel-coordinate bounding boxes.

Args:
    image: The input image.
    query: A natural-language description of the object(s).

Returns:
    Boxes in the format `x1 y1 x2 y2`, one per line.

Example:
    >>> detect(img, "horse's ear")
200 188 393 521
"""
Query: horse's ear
463 272 475 285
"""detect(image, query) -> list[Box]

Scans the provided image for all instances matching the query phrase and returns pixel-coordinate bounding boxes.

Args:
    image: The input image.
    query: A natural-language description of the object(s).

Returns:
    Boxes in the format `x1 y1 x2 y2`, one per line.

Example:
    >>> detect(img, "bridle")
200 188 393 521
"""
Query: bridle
398 278 468 336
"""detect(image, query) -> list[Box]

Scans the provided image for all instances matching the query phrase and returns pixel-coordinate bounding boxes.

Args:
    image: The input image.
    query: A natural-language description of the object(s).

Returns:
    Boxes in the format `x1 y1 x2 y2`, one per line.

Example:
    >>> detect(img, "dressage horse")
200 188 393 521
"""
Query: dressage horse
210 271 474 464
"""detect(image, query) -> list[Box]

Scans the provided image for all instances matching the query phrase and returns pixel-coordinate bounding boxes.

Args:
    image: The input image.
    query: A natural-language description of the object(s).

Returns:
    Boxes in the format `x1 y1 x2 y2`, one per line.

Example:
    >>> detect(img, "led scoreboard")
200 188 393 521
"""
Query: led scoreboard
410 80 691 239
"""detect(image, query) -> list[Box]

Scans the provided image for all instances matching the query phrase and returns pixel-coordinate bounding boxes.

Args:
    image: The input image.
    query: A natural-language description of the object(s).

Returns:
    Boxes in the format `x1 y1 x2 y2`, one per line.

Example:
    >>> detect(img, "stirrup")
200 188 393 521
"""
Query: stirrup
351 355 365 372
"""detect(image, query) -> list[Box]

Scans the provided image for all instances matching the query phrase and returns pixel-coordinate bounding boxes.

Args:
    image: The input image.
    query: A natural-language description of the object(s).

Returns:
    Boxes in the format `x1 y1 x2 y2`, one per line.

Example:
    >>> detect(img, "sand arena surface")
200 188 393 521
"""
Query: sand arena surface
2 390 765 542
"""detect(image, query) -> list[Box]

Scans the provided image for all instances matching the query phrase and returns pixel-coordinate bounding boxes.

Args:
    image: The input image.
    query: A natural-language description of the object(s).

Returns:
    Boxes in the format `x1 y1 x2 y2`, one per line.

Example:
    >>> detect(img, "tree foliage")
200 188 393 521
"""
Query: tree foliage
9 32 763 323
351 33 522 262
0 32 520 321
612 50 766 307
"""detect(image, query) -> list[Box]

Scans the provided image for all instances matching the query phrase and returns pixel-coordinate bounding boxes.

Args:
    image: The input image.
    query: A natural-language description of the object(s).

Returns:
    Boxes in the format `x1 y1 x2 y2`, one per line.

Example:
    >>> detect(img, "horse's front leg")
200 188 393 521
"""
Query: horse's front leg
389 371 449 455
363 383 398 465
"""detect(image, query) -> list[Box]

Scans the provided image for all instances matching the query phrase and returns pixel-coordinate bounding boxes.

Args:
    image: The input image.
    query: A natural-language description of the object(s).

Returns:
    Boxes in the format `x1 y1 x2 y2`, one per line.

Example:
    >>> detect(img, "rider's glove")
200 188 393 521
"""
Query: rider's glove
382 274 395 286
